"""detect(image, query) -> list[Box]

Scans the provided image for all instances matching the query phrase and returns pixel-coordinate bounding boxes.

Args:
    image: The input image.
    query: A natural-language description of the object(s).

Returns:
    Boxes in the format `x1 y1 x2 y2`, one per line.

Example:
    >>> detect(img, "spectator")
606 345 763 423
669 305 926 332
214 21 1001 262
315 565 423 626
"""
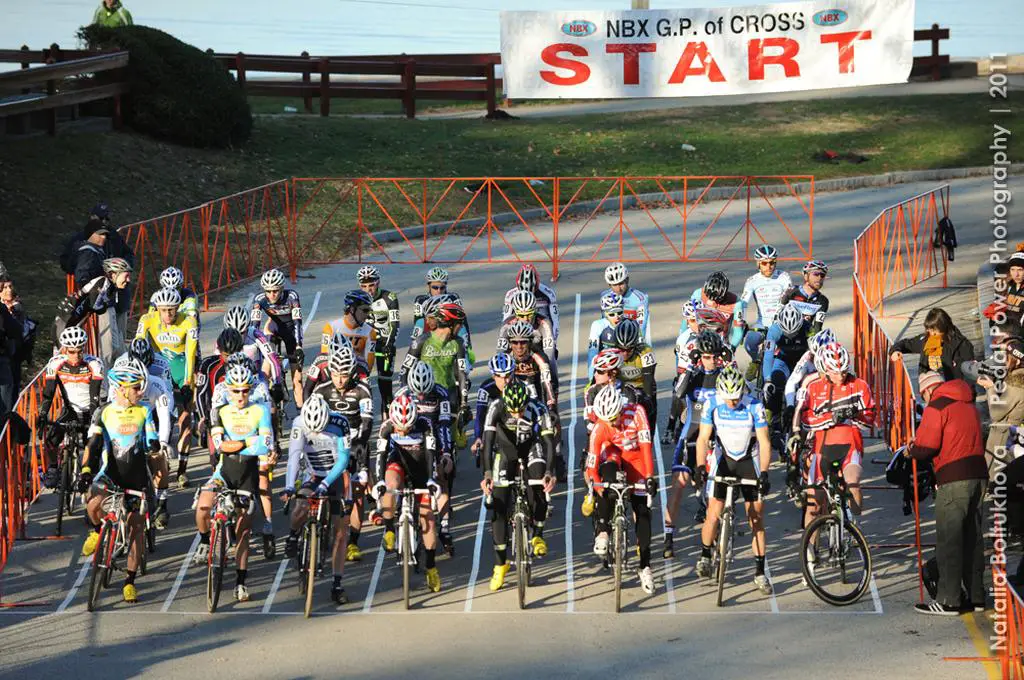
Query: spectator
61 204 136 282
0 266 35 396
909 371 987 615
971 336 1024 473
92 0 133 27
0 262 18 420
54 257 132 369
73 219 110 290
890 307 976 382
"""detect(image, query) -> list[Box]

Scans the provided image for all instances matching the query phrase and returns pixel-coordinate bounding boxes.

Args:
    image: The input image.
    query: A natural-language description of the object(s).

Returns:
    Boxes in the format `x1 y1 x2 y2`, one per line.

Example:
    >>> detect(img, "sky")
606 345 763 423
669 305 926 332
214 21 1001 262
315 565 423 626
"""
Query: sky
2 0 1021 59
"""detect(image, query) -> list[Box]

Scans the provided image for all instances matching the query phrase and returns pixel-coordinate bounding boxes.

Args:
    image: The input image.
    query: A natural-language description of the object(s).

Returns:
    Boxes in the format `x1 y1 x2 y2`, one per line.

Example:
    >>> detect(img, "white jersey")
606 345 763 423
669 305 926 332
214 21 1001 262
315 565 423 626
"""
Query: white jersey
785 350 816 407
738 270 793 328
502 283 560 340
107 374 173 445
674 329 698 373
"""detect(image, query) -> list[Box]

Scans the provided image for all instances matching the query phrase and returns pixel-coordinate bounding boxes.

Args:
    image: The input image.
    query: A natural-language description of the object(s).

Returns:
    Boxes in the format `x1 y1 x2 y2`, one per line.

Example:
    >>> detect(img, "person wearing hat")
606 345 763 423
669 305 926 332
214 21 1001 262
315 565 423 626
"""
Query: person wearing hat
0 264 34 398
0 262 19 420
73 217 111 290
971 335 1024 472
908 370 987 615
889 307 976 382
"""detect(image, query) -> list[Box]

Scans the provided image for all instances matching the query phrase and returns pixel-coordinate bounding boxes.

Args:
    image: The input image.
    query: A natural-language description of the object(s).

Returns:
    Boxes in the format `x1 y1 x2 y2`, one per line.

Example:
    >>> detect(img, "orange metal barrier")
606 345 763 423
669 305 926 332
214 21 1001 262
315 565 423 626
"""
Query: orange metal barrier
995 567 1024 677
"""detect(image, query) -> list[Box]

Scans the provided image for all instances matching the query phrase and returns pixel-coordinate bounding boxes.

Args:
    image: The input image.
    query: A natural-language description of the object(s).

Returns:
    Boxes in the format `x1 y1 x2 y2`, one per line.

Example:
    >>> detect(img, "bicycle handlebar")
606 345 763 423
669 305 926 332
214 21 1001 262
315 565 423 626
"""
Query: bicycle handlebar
711 476 759 486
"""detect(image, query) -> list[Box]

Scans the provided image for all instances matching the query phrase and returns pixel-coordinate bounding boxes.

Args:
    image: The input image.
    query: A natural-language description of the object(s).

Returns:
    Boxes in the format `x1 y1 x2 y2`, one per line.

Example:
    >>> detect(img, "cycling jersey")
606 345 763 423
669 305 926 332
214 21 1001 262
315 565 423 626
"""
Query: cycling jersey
735 270 793 330
587 317 617 372
511 351 557 409
784 350 816 408
600 287 650 338
147 353 173 385
87 402 159 491
671 366 722 472
480 398 556 481
780 285 830 335
701 394 768 460
585 402 654 485
242 327 283 385
211 401 273 493
761 323 810 385
106 372 173 446
39 354 104 419
394 384 453 455
369 289 401 352
402 332 470 410
502 283 560 339
411 292 474 354
596 332 657 422
147 287 200 320
689 288 739 320
194 355 227 426
301 351 371 401
321 316 376 363
375 417 437 489
495 316 556 366
312 378 374 447
135 310 199 388
583 379 640 428
250 289 303 354
799 374 876 482
285 413 351 491
474 378 503 441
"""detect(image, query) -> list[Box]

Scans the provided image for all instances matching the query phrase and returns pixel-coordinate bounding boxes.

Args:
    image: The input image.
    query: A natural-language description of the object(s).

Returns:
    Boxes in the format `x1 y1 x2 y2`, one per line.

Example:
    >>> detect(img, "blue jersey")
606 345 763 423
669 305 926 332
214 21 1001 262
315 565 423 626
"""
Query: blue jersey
600 287 649 339
587 317 614 377
90 402 159 489
701 393 767 460
761 323 810 384
285 413 351 490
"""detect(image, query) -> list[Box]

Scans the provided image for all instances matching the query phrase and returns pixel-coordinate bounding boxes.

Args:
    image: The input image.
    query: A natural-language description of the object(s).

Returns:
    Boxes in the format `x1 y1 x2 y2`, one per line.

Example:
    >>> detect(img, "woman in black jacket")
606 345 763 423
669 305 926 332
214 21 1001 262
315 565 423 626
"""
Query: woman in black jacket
889 308 976 381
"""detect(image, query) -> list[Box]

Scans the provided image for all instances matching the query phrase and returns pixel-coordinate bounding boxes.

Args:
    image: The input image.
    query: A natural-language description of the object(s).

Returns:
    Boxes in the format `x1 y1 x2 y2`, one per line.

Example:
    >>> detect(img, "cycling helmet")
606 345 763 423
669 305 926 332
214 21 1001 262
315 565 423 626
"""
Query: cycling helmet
592 348 624 372
327 330 352 355
753 245 778 262
613 318 641 350
301 394 331 433
702 271 730 303
681 300 700 321
813 352 828 376
357 265 381 283
516 264 538 292
223 305 250 334
224 364 256 389
114 354 149 378
592 384 624 421
502 381 529 412
59 326 88 350
128 337 154 365
809 328 837 355
160 266 184 290
217 328 244 355
696 307 730 332
715 366 746 400
803 260 829 276
604 262 629 286
488 352 515 376
407 360 436 395
109 362 147 388
818 342 850 374
261 268 285 290
505 320 535 342
696 329 723 356
329 346 356 375
600 292 625 314
102 257 132 275
777 303 804 338
389 394 418 430
151 287 181 309
344 289 373 312
432 302 466 327
425 266 449 283
509 290 537 316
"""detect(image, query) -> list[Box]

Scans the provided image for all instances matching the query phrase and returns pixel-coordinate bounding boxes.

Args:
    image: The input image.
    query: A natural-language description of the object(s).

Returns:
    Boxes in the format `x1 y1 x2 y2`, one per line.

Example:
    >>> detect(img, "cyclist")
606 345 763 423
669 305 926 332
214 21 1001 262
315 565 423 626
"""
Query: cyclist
581 349 640 479
37 327 104 488
124 340 175 455
598 318 657 425
781 328 837 497
250 268 304 403
496 290 556 368
673 303 731 375
150 267 200 324
732 245 793 357
128 336 172 386
795 343 876 532
358 266 401 411
310 347 373 562
53 257 132 368
224 304 284 408
693 366 774 596
584 384 658 595
281 394 353 605
193 363 272 602
303 331 371 402
502 264 559 343
664 332 735 552
192 329 245 485
135 287 199 461
321 290 376 366
587 292 625 376
780 260 830 335
472 353 516 464
79 361 160 603
373 395 443 593
601 262 650 339
760 303 811 436
412 267 474 357
480 381 556 591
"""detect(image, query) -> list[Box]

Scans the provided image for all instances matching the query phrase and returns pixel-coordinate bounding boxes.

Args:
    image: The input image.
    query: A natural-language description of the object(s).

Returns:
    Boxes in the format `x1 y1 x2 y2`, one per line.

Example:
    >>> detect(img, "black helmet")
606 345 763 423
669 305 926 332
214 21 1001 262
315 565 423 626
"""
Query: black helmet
344 289 373 312
217 328 244 355
696 329 722 356
613 318 641 350
703 271 729 303
128 337 154 366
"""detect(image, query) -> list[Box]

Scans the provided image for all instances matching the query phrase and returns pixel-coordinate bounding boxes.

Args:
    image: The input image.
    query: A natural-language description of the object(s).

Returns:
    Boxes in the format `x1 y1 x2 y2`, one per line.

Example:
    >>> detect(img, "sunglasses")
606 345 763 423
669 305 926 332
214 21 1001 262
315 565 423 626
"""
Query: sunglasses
605 310 623 318
515 311 535 319
808 271 826 278
429 285 447 291
229 388 251 395
595 369 615 375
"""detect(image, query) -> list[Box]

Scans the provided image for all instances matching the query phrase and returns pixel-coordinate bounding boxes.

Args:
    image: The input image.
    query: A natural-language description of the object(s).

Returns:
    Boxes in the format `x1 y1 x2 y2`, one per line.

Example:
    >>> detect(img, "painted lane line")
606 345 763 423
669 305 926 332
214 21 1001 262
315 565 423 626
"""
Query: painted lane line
764 558 780 614
56 558 91 614
463 498 488 612
263 559 291 614
302 291 322 333
651 432 676 613
161 533 201 612
869 573 883 614
362 538 386 613
565 293 581 613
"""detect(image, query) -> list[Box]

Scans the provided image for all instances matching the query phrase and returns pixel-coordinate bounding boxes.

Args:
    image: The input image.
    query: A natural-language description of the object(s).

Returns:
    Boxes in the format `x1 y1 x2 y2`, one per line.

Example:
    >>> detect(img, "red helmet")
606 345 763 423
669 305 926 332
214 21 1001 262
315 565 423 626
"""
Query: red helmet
696 307 730 332
389 393 418 430
818 342 850 374
432 302 467 327
591 348 624 372
516 264 538 292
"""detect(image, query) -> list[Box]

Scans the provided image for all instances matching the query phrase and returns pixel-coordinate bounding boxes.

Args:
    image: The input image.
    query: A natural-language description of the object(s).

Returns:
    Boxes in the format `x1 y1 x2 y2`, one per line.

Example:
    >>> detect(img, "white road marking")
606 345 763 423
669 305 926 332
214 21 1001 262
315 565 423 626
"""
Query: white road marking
565 293 581 613
362 538 386 613
14 607 884 618
263 559 291 613
764 558 780 614
161 534 201 612
56 558 91 614
869 573 883 613
463 498 488 612
302 291 322 333
651 433 676 613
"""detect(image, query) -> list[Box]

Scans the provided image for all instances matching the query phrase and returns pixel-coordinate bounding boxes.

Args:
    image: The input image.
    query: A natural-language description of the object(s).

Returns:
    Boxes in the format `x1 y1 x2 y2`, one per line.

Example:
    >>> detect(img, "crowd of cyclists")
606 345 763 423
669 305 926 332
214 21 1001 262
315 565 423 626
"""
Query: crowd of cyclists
40 246 881 609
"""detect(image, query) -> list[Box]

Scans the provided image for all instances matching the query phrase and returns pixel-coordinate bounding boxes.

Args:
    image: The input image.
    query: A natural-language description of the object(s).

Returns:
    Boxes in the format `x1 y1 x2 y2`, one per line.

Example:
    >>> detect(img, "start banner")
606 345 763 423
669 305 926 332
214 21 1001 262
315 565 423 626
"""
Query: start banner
499 0 915 99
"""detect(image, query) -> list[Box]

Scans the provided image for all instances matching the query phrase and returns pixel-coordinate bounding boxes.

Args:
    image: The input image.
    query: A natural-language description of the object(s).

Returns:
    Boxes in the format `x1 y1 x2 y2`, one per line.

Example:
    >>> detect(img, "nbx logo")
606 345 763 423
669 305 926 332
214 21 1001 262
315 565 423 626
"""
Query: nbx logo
607 18 650 38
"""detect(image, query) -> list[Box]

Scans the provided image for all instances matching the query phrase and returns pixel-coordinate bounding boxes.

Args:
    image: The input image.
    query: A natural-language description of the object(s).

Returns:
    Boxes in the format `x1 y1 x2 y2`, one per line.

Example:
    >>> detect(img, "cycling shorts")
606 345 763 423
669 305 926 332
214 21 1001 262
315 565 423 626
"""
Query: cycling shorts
806 442 862 486
709 454 760 503
300 476 349 516
207 454 259 497
385 449 431 505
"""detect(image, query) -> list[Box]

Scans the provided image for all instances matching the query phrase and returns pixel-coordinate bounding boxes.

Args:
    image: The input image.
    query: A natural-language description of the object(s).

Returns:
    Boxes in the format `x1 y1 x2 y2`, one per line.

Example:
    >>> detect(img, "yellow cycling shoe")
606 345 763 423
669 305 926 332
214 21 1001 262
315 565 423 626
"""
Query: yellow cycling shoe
426 567 441 593
581 494 595 517
122 584 137 603
346 543 362 562
81 530 100 557
489 564 510 591
383 530 396 553
531 536 548 557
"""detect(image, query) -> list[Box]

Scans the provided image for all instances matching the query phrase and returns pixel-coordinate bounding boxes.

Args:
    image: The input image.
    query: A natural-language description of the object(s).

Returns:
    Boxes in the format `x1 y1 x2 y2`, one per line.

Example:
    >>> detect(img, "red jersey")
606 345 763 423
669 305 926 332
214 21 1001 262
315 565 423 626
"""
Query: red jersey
586 403 654 485
799 374 876 452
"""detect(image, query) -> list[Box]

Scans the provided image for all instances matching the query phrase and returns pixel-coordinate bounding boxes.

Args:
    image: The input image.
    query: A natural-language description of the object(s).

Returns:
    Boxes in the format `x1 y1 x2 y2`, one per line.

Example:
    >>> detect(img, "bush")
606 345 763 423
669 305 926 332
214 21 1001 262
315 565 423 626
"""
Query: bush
78 24 252 148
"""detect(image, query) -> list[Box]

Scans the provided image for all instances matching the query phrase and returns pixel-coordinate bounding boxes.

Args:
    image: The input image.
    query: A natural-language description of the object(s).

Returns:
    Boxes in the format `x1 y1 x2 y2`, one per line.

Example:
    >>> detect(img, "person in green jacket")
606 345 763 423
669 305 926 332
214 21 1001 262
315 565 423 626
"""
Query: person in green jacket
93 0 133 28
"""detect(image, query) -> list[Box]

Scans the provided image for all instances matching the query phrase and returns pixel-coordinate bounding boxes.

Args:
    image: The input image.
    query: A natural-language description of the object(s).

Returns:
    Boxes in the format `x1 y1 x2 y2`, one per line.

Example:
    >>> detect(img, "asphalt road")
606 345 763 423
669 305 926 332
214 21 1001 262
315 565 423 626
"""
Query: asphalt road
0 175 1015 679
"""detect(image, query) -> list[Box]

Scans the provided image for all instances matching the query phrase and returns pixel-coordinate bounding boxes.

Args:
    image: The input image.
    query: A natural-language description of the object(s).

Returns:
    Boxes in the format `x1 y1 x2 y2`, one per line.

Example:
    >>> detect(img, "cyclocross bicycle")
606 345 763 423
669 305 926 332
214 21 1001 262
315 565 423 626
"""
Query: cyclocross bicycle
295 488 333 618
87 485 149 612
510 459 546 610
393 485 436 610
206 487 256 613
52 418 87 537
594 477 648 613
707 475 759 607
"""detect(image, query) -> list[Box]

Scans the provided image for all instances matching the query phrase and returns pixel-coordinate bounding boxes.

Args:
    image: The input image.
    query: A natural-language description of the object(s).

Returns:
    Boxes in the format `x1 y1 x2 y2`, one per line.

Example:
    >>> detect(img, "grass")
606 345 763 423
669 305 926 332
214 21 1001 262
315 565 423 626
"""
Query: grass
0 92 1016 358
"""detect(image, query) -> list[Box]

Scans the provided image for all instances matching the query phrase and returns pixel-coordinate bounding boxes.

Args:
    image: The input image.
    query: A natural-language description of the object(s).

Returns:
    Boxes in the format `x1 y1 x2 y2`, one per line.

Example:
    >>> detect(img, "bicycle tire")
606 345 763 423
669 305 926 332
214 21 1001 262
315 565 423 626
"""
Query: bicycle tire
55 453 72 536
716 511 731 607
402 517 412 610
614 518 624 613
147 519 156 554
139 524 148 576
86 522 112 612
514 514 527 610
800 515 872 606
304 523 318 618
102 522 118 589
298 524 311 596
207 520 227 613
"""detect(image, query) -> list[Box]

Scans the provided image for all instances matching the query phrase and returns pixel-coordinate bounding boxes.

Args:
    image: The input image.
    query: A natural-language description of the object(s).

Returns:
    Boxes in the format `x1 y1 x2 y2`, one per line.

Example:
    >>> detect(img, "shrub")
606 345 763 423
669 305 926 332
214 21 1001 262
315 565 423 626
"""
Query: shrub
78 24 252 148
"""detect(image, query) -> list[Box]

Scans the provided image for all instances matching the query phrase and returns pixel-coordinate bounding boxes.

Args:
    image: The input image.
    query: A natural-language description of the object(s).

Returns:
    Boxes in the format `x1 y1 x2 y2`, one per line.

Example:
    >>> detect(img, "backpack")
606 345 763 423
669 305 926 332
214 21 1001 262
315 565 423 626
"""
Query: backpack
59 233 83 275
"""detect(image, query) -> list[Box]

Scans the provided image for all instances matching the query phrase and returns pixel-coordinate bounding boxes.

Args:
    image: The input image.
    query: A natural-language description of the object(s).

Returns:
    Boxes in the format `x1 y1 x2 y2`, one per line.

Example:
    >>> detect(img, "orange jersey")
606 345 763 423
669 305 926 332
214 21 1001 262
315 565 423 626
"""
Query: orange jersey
585 403 654 485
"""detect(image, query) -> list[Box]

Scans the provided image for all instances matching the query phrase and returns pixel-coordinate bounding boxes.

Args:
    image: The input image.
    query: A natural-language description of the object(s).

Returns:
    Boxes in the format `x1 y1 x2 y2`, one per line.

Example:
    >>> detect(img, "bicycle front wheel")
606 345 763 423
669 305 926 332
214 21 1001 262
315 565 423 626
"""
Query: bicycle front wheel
402 518 413 610
514 514 528 610
800 514 872 606
101 522 118 589
207 520 227 613
613 518 625 613
87 522 112 612
304 524 319 618
716 512 732 607
55 454 72 537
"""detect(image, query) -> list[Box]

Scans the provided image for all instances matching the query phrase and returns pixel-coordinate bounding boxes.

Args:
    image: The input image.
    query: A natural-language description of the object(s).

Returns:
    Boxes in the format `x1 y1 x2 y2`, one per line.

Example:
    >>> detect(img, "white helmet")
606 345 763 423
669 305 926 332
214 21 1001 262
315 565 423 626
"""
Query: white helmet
223 305 250 334
327 330 351 355
328 346 356 375
301 394 332 433
505 320 534 342
600 291 624 313
592 384 624 421
777 303 804 338
59 326 89 350
357 265 380 282
159 266 184 290
425 266 449 283
114 354 148 380
509 289 537 316
604 262 629 286
223 364 255 389
407 360 435 395
818 342 850 375
260 268 285 290
151 287 181 309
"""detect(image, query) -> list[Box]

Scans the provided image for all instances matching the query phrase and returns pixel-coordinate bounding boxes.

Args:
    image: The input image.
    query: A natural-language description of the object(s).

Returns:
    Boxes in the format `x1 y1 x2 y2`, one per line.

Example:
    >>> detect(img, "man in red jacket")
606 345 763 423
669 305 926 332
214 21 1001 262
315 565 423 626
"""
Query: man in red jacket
909 371 987 615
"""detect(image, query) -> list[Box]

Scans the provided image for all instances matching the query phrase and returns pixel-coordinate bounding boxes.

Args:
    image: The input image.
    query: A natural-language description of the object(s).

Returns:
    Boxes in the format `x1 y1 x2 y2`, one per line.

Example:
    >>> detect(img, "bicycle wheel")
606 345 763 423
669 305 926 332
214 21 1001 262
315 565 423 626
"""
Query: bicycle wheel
304 523 319 618
102 523 118 589
298 524 311 596
86 522 112 612
206 520 227 613
715 511 732 607
514 514 527 610
613 517 625 613
800 514 872 606
402 517 413 610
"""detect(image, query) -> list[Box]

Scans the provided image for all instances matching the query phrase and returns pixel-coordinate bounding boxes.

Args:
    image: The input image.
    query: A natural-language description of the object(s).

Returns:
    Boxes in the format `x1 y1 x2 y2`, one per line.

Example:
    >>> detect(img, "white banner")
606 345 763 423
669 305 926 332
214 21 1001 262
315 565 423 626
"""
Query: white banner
499 0 915 99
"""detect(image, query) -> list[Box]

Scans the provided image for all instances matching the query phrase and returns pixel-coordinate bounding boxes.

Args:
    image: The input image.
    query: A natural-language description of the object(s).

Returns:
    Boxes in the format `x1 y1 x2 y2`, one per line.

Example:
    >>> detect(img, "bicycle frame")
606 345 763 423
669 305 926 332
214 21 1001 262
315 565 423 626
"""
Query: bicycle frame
394 486 436 565
212 488 257 552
